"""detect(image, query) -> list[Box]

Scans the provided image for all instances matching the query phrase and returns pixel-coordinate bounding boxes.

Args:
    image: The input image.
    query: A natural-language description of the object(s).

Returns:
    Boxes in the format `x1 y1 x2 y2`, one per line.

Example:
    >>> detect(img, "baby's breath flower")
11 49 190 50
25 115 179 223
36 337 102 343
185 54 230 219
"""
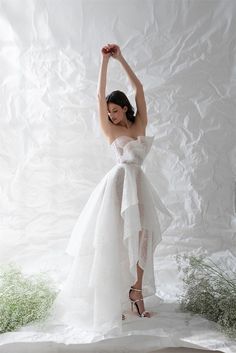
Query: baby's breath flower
0 263 58 333
176 254 236 338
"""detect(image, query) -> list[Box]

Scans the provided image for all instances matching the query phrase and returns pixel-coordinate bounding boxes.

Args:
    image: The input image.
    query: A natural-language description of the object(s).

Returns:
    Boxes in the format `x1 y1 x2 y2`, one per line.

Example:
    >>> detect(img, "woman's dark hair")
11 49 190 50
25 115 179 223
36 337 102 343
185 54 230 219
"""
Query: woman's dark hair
106 90 135 124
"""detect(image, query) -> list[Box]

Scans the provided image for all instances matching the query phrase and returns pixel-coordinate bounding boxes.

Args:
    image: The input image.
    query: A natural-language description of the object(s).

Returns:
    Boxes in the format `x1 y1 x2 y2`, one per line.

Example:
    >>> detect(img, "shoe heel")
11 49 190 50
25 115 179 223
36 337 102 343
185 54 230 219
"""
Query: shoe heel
129 286 150 318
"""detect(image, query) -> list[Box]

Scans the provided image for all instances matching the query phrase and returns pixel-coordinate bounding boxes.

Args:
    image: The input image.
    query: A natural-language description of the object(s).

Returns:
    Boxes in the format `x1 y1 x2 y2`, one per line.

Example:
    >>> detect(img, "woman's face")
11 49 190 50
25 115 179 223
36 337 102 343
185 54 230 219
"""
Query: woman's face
107 103 127 124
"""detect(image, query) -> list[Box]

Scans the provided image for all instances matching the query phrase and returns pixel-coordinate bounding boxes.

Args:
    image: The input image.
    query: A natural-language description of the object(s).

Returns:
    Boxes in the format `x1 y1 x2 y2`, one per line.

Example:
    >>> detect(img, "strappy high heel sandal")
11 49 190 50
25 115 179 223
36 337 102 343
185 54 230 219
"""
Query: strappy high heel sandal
129 286 150 318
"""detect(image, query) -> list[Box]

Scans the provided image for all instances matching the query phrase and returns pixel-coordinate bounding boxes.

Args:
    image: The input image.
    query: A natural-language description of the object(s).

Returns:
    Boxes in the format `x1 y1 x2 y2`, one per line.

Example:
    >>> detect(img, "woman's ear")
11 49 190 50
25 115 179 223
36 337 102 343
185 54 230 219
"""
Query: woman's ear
123 106 128 112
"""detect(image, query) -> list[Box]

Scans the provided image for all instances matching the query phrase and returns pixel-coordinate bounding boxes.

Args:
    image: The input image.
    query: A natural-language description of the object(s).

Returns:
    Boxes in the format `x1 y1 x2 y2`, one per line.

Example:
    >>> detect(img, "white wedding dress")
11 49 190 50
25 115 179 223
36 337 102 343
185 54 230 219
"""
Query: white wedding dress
45 135 173 340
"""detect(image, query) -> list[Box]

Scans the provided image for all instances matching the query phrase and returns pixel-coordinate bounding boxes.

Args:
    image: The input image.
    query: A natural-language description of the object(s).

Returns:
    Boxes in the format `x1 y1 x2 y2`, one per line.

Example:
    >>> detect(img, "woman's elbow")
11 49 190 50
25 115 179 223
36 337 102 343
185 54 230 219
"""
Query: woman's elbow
135 81 143 92
97 92 105 100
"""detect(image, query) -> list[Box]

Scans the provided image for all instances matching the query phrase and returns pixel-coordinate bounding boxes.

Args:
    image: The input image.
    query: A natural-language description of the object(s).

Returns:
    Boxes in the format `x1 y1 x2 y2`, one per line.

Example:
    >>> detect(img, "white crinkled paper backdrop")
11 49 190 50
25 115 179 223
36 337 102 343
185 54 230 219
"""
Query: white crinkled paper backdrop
0 0 236 352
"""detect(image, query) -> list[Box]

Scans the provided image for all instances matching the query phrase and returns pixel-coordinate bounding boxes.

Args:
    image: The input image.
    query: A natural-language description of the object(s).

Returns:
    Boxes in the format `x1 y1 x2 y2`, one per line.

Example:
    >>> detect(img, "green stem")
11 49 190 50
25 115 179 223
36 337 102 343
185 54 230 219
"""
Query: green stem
193 258 236 290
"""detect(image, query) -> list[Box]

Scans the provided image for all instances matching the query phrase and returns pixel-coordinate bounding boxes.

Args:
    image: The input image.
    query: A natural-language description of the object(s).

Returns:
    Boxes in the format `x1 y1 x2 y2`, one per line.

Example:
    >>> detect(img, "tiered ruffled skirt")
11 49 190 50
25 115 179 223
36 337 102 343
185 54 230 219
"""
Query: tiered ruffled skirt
46 162 173 337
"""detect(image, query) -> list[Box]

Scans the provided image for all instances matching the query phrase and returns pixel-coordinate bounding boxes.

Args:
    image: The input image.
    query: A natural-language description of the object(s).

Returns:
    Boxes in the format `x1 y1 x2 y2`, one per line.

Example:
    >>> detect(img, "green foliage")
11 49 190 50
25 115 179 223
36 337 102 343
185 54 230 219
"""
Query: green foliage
176 254 236 338
0 263 58 333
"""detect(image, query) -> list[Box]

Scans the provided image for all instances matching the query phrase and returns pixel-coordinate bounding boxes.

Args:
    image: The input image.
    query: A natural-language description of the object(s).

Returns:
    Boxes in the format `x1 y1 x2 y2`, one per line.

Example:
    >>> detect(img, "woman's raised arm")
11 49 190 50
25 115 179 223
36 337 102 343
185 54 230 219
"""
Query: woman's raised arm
110 44 148 127
97 46 112 136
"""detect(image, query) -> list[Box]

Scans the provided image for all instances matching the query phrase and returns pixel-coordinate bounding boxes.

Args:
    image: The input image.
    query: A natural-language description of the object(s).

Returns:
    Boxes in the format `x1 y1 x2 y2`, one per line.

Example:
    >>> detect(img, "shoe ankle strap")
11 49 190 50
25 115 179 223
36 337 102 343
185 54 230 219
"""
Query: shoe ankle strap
131 286 142 292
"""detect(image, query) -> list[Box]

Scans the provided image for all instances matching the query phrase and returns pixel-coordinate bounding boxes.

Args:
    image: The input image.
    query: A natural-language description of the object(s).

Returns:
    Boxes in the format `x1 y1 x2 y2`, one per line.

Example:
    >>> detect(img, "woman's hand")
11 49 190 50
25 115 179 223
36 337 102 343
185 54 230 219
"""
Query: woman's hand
108 44 122 60
101 45 112 60
101 44 122 60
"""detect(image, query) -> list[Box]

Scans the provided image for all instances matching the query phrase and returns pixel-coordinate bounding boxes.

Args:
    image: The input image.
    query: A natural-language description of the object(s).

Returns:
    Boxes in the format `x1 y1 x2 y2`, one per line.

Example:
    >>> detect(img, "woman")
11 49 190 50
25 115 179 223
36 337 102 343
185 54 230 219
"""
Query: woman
97 43 151 318
47 44 173 339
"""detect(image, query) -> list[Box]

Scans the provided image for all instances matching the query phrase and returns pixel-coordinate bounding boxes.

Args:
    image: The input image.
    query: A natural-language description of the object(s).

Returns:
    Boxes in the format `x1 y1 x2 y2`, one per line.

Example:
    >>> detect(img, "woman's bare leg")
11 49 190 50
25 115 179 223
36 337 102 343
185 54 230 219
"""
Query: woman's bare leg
133 261 143 288
129 261 150 317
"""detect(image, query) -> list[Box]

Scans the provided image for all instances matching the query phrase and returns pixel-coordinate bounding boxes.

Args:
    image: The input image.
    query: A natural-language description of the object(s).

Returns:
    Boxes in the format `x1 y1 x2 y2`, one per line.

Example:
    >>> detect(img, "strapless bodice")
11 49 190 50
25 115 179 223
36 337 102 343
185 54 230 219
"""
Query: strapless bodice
110 135 154 166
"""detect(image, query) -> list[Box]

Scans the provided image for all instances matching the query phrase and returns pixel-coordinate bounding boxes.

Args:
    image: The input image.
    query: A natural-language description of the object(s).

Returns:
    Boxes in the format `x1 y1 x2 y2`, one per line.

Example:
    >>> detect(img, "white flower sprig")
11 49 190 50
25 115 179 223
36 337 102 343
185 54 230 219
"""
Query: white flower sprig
0 263 58 333
176 254 236 338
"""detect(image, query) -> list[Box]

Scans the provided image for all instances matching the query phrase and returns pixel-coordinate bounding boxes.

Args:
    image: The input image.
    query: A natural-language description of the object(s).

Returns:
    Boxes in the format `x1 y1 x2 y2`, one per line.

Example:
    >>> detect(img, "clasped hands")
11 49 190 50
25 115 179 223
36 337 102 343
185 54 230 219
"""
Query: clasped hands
101 43 122 60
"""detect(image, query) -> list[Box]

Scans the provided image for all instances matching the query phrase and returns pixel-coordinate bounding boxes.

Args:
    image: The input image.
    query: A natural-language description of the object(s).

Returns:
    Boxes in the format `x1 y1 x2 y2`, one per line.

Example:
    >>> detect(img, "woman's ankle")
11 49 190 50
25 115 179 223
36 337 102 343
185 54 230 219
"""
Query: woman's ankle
132 284 142 290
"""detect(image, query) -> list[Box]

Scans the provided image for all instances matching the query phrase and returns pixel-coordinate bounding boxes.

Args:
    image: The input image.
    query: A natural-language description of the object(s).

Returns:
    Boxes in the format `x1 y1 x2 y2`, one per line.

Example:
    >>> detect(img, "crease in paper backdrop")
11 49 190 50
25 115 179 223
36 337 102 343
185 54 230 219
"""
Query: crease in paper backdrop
0 0 236 351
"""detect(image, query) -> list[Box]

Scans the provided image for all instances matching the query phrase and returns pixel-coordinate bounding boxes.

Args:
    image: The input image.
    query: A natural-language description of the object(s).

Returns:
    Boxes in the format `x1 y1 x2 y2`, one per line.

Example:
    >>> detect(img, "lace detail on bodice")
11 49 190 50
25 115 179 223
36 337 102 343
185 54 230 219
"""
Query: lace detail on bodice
110 135 154 166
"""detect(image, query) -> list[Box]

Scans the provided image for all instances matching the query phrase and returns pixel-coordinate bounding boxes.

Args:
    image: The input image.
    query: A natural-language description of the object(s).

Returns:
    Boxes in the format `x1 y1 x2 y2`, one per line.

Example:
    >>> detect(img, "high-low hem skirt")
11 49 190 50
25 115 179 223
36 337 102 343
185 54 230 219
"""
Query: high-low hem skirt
46 163 173 337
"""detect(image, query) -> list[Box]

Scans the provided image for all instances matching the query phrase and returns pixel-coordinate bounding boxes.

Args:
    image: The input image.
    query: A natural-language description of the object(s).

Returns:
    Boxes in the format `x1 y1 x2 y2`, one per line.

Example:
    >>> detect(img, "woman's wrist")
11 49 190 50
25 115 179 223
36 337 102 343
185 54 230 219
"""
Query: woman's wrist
116 54 124 62
101 55 110 63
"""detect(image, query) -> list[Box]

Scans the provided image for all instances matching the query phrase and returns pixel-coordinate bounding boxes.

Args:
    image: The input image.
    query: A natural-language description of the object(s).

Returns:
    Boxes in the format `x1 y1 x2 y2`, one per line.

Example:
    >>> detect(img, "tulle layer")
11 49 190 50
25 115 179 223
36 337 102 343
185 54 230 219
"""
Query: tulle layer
47 162 173 336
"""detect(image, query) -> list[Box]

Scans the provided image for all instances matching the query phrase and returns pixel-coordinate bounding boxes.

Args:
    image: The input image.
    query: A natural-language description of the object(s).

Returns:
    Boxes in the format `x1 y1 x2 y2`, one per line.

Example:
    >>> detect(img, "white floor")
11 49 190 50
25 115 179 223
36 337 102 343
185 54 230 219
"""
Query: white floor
131 349 220 353
0 345 223 353
160 347 220 353
0 299 234 353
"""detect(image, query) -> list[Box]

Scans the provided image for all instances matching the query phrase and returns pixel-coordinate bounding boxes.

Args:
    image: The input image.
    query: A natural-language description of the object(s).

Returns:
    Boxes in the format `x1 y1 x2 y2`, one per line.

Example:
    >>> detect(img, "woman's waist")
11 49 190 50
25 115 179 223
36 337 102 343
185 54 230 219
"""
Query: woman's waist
116 160 142 167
